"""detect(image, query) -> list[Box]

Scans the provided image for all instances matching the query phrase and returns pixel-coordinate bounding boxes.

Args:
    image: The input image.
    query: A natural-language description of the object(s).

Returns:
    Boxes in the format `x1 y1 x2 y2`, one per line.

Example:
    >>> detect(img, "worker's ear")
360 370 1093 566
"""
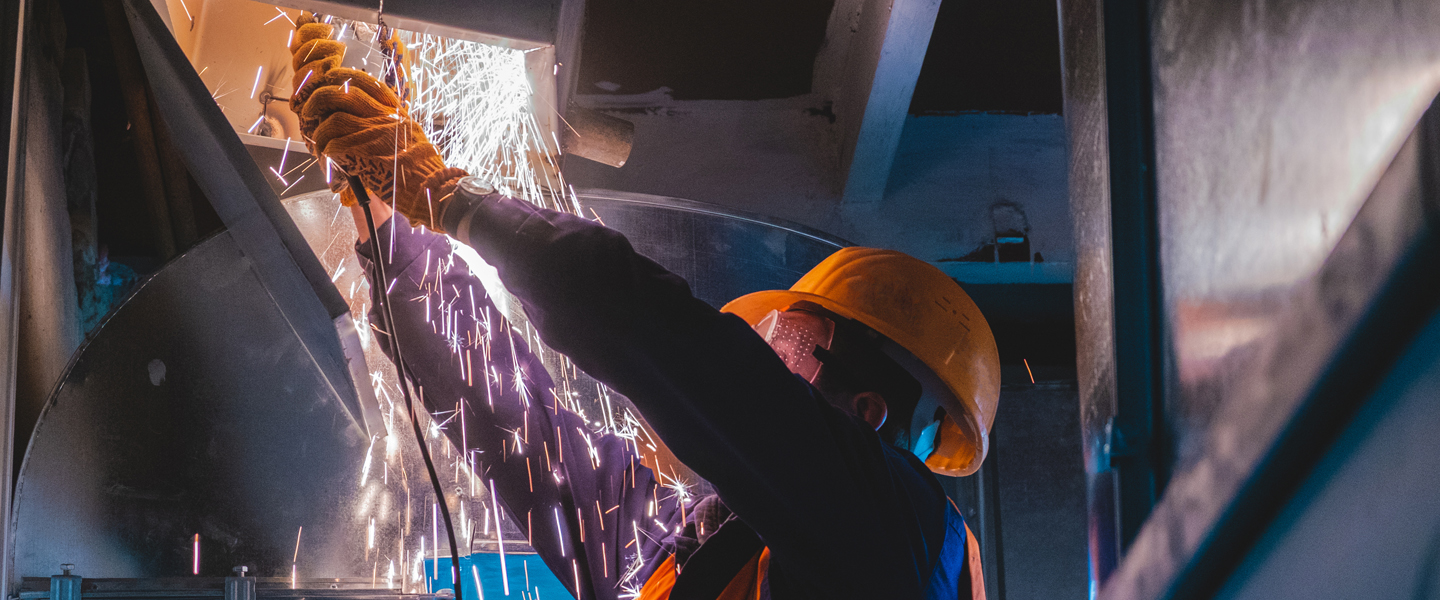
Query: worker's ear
852 392 888 431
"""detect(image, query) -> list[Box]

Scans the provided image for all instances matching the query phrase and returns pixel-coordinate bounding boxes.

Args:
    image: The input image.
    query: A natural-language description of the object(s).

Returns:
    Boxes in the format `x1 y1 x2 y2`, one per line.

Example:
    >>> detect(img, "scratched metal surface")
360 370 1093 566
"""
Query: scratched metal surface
1061 0 1440 595
1113 0 1440 592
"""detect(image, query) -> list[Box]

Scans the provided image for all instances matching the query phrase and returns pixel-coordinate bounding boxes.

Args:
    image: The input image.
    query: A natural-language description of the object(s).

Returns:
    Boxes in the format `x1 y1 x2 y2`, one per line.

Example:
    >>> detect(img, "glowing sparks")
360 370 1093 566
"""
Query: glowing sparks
491 479 510 595
400 31 576 213
192 533 200 575
555 507 565 557
278 137 291 173
176 0 193 28
250 66 263 99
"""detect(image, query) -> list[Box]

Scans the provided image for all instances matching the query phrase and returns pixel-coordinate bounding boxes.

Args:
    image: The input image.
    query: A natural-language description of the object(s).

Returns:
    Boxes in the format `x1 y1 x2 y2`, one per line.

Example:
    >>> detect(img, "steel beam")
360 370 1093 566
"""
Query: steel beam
1100 0 1169 553
838 0 942 204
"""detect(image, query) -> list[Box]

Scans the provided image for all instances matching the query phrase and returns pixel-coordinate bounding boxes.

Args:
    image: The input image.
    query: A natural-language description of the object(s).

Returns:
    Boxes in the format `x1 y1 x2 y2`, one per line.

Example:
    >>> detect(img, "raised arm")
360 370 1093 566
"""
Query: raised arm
354 209 684 600
438 189 946 599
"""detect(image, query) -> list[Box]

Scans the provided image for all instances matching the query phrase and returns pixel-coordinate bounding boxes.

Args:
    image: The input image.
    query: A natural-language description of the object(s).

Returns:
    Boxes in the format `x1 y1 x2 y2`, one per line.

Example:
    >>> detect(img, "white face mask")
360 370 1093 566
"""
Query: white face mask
754 309 835 383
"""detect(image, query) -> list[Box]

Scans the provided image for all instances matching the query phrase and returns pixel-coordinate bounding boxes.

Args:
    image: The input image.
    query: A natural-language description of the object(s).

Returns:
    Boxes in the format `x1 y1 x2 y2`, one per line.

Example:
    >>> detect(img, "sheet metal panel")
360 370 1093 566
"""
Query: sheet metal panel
1104 91 1440 600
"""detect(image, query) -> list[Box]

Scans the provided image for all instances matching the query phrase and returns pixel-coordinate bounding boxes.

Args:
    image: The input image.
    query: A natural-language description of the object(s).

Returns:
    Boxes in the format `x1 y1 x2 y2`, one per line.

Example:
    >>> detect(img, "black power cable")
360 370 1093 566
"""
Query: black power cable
348 174 465 600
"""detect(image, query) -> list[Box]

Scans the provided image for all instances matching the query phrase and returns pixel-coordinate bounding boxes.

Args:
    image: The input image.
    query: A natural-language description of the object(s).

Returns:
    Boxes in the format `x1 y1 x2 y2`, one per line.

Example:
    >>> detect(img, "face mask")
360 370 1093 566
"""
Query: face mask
754 309 835 383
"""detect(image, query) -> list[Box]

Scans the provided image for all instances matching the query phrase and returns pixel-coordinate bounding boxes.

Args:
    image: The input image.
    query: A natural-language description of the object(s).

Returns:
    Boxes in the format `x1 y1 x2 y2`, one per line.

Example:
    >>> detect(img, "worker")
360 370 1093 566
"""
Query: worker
294 16 997 600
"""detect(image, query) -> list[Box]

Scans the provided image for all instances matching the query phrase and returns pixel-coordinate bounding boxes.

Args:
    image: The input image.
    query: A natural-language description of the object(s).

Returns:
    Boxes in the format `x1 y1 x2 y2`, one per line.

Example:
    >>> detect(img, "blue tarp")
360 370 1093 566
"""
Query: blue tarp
426 554 574 600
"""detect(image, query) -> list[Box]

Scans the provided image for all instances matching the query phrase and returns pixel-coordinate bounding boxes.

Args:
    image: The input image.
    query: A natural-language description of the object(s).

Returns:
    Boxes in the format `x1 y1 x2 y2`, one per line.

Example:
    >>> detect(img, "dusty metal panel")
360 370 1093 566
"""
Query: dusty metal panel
1065 0 1440 592
15 0 82 467
1057 0 1123 584
1151 0 1440 464
11 232 377 579
1105 90 1440 599
1213 300 1440 599
119 0 367 432
0 0 28 588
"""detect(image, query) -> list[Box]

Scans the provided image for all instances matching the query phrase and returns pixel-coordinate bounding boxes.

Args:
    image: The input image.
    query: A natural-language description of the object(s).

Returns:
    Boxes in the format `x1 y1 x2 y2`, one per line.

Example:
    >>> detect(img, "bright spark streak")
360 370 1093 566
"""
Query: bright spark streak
490 480 509 595
554 507 565 557
250 66 263 99
360 434 376 485
278 137 291 173
432 503 440 580
281 175 306 196
247 115 265 134
400 31 575 213
192 533 200 575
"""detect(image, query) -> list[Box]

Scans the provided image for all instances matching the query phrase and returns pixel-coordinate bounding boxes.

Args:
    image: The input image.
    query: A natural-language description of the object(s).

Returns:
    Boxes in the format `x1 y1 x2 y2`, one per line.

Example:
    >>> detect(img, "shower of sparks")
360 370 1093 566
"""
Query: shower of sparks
399 31 580 214
241 18 721 596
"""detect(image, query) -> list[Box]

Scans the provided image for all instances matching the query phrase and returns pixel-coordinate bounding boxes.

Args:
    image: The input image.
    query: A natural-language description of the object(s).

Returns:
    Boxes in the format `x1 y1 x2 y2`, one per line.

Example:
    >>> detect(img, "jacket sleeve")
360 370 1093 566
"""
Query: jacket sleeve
440 194 948 599
355 213 685 600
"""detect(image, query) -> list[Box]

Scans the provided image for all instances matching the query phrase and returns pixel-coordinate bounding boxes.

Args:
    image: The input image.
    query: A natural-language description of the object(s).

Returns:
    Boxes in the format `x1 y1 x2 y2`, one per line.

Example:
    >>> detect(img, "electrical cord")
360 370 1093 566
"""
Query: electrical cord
348 174 465 600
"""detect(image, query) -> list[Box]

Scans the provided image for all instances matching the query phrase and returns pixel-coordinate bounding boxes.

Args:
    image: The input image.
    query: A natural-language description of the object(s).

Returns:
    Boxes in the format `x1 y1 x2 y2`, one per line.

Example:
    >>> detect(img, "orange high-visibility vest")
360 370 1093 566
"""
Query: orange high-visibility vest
636 523 984 600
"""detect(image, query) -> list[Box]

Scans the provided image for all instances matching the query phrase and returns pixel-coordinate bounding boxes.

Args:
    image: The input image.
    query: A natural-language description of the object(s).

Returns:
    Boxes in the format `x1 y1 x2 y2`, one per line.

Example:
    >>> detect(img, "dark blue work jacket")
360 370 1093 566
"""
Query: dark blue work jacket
357 202 979 599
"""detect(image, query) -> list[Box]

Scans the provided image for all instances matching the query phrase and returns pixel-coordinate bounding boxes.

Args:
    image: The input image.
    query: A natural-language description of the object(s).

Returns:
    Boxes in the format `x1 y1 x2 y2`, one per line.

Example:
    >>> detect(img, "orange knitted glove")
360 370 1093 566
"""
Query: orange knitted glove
288 16 466 230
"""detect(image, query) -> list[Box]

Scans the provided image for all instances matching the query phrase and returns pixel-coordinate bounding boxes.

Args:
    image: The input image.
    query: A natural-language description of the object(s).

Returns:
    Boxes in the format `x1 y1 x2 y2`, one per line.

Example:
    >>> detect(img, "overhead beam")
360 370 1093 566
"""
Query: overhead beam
837 0 942 204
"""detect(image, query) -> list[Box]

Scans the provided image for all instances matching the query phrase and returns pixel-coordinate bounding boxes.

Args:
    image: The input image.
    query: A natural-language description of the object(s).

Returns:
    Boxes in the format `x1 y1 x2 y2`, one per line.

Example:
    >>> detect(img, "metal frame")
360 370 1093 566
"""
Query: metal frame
1100 0 1169 553
119 0 369 434
1160 92 1440 600
1 0 29 589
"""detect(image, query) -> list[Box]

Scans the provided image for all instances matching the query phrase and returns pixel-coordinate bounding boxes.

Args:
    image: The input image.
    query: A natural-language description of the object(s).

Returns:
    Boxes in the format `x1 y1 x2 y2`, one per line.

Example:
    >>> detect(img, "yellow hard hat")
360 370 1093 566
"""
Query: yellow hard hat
722 247 1000 476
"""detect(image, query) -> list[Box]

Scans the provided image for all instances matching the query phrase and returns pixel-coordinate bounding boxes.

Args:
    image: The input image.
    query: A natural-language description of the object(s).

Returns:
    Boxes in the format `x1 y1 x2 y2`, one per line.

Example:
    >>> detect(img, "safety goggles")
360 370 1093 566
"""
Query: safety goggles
754 308 835 383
